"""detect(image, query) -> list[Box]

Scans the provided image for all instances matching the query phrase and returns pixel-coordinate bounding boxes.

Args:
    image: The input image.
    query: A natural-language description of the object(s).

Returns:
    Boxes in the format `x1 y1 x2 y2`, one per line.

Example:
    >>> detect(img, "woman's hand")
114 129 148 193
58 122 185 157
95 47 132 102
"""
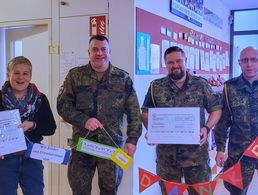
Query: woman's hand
18 121 35 132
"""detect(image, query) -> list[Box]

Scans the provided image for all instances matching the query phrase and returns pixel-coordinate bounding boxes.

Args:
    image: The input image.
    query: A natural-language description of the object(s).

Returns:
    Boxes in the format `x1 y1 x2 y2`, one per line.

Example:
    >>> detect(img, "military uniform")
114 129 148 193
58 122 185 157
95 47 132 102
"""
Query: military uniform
142 73 222 195
215 74 258 195
57 63 142 195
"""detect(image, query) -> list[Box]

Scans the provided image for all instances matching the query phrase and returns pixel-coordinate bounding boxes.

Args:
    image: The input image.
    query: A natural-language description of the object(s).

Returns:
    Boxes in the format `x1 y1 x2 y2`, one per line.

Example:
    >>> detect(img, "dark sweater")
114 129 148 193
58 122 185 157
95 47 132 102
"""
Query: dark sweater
0 91 56 143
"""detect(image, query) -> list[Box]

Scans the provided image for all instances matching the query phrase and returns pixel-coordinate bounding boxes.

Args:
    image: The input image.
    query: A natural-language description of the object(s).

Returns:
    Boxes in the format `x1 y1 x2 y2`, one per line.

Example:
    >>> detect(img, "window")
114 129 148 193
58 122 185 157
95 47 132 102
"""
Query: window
13 40 23 57
231 9 258 77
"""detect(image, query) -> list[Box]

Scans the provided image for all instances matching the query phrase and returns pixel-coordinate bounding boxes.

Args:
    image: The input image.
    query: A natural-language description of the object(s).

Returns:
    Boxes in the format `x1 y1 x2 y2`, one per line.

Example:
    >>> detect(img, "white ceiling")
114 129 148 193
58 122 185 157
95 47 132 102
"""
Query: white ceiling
220 0 258 10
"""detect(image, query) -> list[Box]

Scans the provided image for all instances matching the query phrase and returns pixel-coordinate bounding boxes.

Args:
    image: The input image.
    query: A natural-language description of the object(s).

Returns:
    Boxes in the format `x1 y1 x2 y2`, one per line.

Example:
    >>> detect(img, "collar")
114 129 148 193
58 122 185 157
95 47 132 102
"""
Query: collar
168 72 191 89
237 74 258 91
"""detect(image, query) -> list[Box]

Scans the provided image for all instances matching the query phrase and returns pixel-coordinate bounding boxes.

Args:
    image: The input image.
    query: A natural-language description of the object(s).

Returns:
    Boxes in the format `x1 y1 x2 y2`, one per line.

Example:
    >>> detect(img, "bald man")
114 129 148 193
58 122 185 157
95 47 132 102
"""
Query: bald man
214 46 258 195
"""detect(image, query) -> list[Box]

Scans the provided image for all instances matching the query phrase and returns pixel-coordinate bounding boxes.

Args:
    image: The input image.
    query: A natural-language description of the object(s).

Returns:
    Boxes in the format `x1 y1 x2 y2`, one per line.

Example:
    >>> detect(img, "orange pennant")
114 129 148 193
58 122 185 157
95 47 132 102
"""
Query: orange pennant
243 137 258 159
163 180 188 195
192 180 217 195
139 168 161 193
219 162 243 190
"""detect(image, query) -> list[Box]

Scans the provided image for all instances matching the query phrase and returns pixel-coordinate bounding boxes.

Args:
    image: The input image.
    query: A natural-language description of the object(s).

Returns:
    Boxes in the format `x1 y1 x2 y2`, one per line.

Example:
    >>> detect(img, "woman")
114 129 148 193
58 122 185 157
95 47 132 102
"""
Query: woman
0 56 56 195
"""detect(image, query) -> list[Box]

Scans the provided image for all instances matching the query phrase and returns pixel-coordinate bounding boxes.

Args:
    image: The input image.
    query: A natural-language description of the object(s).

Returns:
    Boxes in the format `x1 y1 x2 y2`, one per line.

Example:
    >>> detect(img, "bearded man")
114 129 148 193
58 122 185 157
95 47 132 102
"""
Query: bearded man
141 46 222 195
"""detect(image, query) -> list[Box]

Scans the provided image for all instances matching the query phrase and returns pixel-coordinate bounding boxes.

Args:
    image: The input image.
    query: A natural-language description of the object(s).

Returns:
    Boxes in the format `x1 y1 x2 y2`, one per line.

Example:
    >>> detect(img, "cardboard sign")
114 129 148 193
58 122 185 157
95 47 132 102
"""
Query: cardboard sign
25 142 70 165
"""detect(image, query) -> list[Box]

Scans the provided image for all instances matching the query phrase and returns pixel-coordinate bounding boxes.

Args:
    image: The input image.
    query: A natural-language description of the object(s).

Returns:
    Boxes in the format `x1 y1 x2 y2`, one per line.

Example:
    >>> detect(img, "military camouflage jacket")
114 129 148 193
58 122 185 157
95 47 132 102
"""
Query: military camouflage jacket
142 73 222 167
214 74 258 159
57 63 142 147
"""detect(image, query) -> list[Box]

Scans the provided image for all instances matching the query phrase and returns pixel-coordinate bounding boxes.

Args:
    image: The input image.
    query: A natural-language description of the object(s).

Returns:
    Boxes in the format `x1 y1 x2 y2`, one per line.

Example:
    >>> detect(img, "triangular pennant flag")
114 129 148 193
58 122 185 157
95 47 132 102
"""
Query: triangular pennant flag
243 137 258 159
139 168 161 193
192 180 217 195
163 180 188 195
219 162 243 190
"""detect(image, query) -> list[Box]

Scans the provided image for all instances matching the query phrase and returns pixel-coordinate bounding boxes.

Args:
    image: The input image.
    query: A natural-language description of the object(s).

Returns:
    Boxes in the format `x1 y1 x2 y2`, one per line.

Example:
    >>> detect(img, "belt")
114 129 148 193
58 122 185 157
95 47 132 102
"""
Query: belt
14 151 25 156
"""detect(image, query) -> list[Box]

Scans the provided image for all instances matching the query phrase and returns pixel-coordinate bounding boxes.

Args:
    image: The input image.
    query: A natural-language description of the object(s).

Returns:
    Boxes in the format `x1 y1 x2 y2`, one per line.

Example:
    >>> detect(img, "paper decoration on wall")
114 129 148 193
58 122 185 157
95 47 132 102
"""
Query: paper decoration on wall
243 137 258 159
166 28 172 37
219 162 243 190
161 26 166 35
161 39 170 67
136 7 230 75
136 32 151 74
192 180 217 195
139 168 161 193
150 44 161 74
163 180 188 195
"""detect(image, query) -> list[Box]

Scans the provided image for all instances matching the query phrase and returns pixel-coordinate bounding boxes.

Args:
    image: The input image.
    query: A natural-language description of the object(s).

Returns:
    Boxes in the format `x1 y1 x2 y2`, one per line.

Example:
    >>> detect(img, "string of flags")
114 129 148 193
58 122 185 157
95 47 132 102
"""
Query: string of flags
139 137 258 195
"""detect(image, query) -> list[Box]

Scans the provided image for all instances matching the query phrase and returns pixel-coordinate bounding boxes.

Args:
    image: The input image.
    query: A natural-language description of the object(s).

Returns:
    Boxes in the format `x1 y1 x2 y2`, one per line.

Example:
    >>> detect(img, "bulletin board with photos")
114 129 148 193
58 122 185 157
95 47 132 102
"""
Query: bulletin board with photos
136 8 230 92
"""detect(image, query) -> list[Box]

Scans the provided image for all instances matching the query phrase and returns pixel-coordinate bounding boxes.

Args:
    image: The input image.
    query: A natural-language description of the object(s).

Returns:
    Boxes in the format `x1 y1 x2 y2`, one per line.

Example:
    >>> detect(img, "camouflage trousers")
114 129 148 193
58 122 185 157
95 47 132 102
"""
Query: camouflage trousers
223 156 257 195
68 151 123 195
157 160 211 195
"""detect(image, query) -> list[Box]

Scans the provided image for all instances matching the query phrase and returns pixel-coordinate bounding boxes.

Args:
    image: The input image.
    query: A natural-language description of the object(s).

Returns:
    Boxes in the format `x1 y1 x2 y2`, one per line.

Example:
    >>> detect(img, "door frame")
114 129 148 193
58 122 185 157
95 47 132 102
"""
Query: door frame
0 19 56 195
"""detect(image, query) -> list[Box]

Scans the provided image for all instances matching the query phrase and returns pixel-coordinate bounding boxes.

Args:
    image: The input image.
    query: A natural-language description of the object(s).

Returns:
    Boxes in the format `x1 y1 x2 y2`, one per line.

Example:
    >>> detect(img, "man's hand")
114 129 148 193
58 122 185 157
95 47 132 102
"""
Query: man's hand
144 132 156 146
84 118 103 131
215 151 226 167
124 143 136 157
200 127 208 146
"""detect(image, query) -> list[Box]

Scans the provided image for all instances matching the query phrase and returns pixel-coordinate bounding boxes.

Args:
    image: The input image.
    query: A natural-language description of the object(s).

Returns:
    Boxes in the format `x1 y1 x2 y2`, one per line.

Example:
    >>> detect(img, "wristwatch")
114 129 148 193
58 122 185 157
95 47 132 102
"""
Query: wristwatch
203 124 210 132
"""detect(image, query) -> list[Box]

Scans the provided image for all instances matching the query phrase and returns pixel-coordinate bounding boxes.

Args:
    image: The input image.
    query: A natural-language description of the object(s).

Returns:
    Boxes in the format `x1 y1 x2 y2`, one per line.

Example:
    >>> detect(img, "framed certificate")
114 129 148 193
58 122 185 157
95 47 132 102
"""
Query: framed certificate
147 107 200 144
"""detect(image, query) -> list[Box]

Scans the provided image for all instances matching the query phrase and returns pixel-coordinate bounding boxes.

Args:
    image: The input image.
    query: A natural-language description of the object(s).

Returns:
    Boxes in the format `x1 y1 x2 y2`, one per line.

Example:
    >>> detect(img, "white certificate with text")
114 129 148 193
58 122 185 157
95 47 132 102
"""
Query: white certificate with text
147 107 200 144
0 109 27 155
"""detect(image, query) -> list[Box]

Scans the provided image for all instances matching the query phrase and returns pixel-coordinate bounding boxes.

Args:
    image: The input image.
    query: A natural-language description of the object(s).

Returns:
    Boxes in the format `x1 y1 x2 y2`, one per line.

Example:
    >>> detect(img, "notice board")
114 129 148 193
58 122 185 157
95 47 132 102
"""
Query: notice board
136 7 230 81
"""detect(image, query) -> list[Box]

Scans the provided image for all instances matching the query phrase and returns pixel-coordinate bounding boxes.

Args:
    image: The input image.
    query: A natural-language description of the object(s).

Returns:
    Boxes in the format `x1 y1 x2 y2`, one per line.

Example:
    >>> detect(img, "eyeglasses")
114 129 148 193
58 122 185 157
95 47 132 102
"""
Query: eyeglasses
239 57 258 64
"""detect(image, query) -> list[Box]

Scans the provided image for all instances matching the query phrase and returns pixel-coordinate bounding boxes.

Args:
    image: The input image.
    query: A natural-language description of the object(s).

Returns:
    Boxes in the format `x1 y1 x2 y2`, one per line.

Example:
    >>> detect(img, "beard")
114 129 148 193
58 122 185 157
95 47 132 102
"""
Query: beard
168 69 186 80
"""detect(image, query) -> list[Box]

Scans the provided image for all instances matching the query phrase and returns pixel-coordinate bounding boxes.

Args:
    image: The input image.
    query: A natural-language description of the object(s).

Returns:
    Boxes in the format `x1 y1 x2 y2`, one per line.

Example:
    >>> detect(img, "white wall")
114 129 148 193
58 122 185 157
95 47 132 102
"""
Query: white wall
109 1 136 194
0 29 6 87
109 0 135 78
0 0 51 23
135 0 230 42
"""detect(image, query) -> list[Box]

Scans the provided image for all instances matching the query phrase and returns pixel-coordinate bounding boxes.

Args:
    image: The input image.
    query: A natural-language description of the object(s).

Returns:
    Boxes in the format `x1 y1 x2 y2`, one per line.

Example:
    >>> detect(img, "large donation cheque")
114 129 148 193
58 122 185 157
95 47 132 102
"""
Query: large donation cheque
147 107 200 144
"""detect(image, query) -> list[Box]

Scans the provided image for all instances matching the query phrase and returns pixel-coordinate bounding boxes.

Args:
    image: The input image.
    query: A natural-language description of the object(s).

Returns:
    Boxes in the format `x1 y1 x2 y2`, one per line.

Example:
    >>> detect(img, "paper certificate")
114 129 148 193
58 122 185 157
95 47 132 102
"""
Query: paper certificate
0 109 27 155
147 107 200 144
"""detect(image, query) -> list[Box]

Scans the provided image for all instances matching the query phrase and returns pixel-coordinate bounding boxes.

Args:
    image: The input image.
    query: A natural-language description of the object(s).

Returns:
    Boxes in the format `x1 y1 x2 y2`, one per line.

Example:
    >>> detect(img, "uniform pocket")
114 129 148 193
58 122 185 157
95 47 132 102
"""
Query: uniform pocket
75 86 94 111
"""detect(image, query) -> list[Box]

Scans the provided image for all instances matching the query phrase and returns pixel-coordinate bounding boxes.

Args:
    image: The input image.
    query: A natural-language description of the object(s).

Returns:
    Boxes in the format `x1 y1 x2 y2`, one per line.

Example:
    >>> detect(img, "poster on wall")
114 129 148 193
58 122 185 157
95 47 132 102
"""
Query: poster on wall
170 0 204 27
136 32 151 74
136 7 230 84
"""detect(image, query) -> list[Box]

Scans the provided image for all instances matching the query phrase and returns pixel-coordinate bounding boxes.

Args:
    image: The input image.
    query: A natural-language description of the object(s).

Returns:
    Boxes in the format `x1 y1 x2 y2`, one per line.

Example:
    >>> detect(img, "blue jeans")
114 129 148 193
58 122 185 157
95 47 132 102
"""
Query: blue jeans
0 154 44 195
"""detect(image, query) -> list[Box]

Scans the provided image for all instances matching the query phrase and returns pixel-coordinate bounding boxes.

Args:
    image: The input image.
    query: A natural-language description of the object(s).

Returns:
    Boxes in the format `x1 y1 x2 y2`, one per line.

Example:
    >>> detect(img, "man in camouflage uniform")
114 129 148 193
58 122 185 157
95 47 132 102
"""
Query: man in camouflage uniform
215 46 258 195
141 46 222 195
57 35 142 195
